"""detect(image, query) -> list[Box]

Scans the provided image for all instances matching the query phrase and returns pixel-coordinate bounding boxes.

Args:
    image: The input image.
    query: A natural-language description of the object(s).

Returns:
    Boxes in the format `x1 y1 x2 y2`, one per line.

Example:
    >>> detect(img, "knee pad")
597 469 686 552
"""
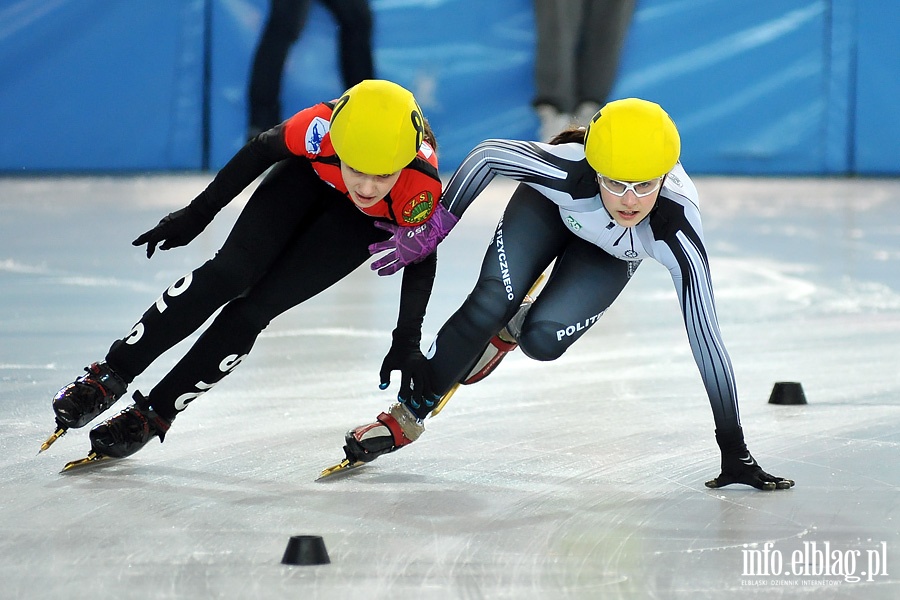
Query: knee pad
518 320 569 362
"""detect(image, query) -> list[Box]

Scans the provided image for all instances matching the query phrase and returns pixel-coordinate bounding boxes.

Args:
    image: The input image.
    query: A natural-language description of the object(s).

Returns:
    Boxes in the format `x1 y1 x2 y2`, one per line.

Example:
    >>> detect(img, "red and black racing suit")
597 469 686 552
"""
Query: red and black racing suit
103 101 442 421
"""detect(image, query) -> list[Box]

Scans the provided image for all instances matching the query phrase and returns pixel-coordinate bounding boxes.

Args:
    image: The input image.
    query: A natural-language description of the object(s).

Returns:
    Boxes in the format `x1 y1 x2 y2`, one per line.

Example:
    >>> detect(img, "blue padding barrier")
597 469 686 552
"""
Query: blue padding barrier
0 0 896 175
0 0 205 172
854 0 900 175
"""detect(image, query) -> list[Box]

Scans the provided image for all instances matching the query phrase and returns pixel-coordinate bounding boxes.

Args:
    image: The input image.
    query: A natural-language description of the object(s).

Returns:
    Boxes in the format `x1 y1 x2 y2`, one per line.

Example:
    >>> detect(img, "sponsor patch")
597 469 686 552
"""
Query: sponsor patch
305 117 330 154
401 191 435 225
566 215 582 231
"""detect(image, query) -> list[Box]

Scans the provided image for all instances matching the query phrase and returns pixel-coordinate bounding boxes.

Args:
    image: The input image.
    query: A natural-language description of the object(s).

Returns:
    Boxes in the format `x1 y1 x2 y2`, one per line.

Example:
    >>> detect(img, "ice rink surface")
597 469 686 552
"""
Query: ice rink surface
1 174 898 599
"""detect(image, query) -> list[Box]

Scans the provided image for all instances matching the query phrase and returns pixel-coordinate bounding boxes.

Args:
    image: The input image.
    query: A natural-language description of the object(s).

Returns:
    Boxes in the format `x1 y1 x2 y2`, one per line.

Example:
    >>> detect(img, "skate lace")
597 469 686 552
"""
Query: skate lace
70 380 113 413
107 406 151 444
73 365 123 413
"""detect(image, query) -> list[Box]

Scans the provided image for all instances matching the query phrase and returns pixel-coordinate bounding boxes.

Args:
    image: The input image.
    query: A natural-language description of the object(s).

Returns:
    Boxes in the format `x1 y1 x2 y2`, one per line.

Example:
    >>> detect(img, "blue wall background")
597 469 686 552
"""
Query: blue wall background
1 0 897 175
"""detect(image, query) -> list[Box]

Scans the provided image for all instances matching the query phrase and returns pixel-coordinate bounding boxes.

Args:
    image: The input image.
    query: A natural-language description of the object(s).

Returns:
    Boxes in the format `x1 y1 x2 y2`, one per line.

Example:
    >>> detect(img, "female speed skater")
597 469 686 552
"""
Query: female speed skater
42 79 458 465
337 97 794 491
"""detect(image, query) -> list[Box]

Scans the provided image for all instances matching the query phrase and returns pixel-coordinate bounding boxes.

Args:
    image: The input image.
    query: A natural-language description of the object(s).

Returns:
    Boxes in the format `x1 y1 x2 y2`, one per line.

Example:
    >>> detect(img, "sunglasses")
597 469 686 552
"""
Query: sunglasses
597 175 664 198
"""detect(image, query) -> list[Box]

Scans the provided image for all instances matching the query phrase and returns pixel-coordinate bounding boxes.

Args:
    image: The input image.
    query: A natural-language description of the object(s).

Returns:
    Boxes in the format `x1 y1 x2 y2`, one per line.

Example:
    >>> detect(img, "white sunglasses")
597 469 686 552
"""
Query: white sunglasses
597 175 664 198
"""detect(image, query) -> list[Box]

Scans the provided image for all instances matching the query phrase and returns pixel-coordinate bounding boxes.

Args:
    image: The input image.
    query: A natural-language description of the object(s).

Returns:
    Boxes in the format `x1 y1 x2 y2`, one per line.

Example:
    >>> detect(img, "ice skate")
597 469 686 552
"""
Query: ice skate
62 392 171 472
317 403 423 480
87 391 172 459
321 274 546 478
461 295 535 385
59 452 118 473
41 361 128 452
462 273 546 386
461 327 520 385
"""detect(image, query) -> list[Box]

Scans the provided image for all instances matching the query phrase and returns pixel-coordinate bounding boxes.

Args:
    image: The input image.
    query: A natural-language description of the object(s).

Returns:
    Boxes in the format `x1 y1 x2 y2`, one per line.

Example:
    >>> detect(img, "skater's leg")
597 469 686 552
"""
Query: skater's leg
516 237 635 361
344 225 640 464
104 159 323 383
341 186 568 462
427 184 570 395
138 192 386 423
445 206 637 388
89 193 384 458
53 159 321 433
339 187 569 462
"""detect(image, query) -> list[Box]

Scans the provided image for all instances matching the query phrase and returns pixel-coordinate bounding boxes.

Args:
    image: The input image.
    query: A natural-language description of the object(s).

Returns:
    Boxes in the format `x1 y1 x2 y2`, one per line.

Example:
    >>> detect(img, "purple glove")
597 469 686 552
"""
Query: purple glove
368 203 459 276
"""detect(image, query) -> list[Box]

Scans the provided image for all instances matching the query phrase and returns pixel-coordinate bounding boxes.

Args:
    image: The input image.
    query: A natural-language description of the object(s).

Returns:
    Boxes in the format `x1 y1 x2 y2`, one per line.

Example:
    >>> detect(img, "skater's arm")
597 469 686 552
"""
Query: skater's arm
653 205 794 490
368 204 457 276
192 126 295 220
378 252 437 403
663 231 740 431
132 128 295 258
366 139 591 275
394 250 436 343
441 139 598 218
366 150 449 276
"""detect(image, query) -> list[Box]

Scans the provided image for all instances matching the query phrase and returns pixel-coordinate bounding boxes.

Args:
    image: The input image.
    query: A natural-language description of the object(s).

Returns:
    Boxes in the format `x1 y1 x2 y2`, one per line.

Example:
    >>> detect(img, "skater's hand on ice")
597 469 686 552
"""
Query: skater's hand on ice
132 206 211 258
705 451 795 490
379 343 434 410
368 204 459 276
708 427 794 490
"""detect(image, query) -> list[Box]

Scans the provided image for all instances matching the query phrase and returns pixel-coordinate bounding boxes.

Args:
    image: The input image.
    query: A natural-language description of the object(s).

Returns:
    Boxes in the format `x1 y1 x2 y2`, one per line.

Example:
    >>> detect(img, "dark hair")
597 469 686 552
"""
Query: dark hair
423 116 437 152
547 127 586 146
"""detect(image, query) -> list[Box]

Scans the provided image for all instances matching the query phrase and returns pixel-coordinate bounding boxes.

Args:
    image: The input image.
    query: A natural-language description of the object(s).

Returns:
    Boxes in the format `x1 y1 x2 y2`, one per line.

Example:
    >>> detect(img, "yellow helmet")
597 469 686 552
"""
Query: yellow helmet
329 79 425 175
584 98 680 181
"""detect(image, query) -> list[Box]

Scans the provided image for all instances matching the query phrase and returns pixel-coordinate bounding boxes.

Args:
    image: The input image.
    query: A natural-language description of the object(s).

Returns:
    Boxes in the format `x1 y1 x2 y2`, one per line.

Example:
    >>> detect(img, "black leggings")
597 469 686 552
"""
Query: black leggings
105 158 387 420
428 183 637 395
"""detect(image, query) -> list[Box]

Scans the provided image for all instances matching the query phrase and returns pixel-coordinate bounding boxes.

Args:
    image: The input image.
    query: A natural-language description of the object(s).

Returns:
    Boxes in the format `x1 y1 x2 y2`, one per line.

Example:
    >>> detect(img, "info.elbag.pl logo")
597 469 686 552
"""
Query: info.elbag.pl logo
741 541 889 586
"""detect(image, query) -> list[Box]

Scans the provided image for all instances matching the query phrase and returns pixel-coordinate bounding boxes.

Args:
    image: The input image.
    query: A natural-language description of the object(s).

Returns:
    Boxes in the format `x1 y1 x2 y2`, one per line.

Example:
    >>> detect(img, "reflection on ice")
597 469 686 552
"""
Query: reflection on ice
0 176 898 598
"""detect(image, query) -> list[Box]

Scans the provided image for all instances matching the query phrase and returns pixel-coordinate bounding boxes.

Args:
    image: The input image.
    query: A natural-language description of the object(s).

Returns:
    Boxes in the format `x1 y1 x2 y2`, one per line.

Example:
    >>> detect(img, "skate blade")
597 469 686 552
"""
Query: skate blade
60 452 115 473
428 383 459 419
39 427 67 453
316 458 365 481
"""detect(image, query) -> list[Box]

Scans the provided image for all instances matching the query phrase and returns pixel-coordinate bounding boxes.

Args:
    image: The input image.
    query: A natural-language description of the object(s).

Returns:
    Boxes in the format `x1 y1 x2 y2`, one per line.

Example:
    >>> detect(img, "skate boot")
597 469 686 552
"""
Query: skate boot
343 403 424 464
88 391 172 459
462 296 534 385
52 361 128 429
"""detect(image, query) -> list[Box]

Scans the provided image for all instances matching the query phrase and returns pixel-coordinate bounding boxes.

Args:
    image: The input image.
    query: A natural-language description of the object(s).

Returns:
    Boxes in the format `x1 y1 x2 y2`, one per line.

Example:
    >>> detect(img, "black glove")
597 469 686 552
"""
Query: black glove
132 205 212 258
705 427 795 490
379 339 435 417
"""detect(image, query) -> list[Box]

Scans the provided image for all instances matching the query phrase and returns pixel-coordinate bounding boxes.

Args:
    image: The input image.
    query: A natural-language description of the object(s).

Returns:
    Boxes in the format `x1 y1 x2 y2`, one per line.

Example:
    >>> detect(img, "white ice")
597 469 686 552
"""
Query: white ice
1 175 898 599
